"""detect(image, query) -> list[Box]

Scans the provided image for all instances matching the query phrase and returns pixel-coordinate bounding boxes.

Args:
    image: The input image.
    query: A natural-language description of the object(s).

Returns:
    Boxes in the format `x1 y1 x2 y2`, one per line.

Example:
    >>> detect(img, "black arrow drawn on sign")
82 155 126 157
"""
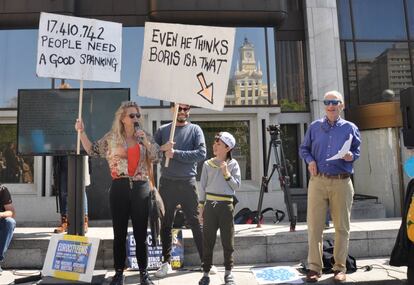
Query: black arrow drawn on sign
197 72 214 104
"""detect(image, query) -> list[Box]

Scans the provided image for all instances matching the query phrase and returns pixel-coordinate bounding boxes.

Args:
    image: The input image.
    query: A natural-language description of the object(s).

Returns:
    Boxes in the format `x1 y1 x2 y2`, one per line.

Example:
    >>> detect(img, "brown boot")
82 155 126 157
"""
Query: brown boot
54 215 68 233
84 215 89 233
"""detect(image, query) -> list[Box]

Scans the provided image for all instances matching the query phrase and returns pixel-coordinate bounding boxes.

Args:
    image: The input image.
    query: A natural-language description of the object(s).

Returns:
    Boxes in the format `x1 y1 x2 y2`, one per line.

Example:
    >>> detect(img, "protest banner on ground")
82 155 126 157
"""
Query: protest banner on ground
42 234 100 282
126 229 184 270
138 22 235 111
36 12 122 82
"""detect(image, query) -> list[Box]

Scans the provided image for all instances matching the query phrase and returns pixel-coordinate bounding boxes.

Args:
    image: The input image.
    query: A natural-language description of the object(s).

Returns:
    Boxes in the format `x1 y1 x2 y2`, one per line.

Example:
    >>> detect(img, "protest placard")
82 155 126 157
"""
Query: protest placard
126 229 184 270
36 12 122 82
42 234 100 282
138 22 235 111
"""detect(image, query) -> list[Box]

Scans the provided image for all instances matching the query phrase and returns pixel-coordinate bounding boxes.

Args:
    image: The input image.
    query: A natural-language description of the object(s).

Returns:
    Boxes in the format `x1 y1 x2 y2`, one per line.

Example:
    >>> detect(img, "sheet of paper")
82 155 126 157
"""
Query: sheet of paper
251 266 304 284
326 134 353 161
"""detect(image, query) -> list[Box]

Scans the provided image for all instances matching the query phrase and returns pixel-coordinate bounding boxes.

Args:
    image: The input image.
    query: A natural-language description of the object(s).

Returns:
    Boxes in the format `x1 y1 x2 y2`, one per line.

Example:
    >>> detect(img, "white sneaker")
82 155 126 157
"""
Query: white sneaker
210 265 218 275
155 262 172 278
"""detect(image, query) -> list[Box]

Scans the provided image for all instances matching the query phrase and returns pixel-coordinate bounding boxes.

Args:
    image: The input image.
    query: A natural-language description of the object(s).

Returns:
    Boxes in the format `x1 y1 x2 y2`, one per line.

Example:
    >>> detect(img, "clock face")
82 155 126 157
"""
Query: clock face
245 51 252 59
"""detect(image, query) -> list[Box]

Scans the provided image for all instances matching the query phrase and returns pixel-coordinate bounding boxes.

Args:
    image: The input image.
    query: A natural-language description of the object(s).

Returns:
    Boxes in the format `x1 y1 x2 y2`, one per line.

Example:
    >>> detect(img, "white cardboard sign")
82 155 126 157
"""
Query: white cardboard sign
36 12 122 82
138 22 235 111
42 234 100 283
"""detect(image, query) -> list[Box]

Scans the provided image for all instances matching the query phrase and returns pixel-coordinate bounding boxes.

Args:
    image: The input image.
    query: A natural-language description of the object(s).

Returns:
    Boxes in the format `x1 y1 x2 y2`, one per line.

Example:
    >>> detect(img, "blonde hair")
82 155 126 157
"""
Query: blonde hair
110 101 142 142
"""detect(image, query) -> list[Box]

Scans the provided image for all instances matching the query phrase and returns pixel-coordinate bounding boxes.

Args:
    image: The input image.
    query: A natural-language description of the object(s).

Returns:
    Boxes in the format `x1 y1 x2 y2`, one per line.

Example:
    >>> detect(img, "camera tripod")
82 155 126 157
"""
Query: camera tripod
256 125 297 231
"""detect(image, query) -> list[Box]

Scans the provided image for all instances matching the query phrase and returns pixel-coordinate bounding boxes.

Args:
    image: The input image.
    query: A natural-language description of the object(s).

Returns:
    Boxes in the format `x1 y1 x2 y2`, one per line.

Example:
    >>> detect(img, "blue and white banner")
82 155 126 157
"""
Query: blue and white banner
42 234 100 283
126 229 184 270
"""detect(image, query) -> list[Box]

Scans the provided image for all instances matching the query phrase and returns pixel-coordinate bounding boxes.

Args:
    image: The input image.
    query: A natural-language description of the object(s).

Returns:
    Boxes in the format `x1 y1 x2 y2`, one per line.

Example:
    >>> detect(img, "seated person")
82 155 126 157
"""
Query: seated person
0 184 16 274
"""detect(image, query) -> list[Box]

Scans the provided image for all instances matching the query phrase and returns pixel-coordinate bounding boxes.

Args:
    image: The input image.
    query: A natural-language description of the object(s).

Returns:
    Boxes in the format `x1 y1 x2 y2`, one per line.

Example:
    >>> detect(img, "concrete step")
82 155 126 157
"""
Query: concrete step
289 191 386 222
4 219 402 270
351 200 386 219
18 199 386 227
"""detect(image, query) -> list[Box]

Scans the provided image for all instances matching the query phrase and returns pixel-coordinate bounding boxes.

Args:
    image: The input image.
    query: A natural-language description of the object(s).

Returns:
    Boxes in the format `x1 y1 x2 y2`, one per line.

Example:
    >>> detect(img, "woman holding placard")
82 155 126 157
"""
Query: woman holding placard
75 101 160 285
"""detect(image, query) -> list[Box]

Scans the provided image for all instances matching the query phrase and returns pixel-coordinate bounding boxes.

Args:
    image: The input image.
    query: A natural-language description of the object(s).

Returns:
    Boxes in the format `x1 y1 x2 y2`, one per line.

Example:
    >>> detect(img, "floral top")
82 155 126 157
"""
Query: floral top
89 131 161 181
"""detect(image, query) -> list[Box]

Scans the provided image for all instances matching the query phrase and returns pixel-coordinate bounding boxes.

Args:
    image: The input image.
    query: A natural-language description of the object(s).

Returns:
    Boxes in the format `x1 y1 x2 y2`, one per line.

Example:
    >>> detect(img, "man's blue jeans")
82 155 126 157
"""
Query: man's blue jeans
0 217 16 262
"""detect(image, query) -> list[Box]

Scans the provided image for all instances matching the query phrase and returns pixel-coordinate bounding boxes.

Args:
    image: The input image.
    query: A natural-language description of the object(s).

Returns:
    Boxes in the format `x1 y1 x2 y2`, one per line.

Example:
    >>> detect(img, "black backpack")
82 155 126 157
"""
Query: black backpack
322 239 357 274
234 208 253 224
234 207 285 224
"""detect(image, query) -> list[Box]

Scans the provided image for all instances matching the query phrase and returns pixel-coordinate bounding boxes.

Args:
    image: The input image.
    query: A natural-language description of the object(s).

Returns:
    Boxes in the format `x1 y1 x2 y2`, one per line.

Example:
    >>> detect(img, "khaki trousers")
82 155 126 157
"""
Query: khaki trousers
307 175 354 273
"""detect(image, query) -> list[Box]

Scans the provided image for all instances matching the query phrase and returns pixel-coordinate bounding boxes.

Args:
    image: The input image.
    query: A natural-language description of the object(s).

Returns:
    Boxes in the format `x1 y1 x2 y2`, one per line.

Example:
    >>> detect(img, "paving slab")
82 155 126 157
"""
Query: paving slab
0 258 408 285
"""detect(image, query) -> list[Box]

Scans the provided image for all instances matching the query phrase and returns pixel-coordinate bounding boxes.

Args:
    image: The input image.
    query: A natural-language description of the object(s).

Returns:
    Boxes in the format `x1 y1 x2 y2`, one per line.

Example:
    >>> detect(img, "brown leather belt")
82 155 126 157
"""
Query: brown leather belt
317 173 351 179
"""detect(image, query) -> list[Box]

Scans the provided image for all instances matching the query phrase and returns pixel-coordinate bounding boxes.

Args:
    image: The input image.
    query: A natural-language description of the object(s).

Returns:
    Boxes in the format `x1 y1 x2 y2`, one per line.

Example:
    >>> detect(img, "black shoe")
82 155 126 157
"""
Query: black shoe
199 276 210 285
110 271 124 285
224 274 236 285
140 270 154 285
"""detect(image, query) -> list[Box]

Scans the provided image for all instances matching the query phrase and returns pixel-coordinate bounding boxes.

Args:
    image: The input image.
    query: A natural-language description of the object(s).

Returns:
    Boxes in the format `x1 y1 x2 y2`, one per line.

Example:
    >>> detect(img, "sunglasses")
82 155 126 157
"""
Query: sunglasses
323 99 342 106
178 106 190 112
128 113 141 119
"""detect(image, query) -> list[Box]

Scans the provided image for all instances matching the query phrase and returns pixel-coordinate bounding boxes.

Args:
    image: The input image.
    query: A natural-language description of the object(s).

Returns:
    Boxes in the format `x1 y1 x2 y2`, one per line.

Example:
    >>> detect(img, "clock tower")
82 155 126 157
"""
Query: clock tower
239 38 256 71
227 36 272 106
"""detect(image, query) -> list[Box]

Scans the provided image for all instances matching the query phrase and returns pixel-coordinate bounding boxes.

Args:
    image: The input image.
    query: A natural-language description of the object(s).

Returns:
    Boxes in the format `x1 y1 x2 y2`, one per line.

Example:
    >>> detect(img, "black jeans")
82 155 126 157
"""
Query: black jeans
109 179 149 271
202 200 234 272
159 177 203 263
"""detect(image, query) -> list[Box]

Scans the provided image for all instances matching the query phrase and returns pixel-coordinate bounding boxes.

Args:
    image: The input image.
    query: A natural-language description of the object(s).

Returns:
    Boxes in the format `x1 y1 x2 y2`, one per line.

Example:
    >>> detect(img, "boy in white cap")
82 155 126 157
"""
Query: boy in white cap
198 132 241 285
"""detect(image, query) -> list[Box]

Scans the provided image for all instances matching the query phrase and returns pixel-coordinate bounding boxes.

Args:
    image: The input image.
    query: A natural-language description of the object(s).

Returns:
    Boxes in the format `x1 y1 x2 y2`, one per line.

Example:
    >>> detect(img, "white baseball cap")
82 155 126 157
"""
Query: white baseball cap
216 132 236 149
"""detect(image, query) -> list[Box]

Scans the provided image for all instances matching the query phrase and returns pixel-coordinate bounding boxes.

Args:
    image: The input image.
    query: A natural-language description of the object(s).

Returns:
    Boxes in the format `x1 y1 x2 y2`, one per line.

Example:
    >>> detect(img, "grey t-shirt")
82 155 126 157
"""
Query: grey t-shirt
199 158 241 202
154 122 206 179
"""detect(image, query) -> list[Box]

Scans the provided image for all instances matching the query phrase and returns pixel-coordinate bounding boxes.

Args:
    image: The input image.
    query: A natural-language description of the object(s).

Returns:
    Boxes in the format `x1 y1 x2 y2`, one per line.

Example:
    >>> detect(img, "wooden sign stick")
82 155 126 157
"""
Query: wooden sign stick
165 103 179 167
76 80 84 155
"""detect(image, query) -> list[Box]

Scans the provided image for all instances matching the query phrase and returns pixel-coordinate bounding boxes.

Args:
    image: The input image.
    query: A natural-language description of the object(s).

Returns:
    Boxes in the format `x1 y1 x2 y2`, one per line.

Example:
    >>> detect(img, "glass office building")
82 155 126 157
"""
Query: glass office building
0 0 410 221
